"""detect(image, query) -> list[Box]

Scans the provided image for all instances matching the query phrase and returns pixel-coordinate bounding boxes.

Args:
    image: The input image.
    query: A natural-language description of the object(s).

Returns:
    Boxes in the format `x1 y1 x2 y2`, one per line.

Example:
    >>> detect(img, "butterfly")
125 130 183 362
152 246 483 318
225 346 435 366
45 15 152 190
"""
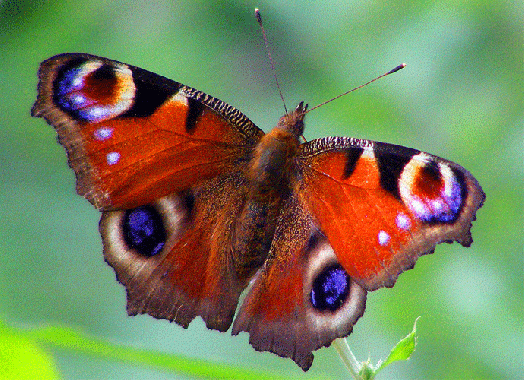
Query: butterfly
32 52 485 371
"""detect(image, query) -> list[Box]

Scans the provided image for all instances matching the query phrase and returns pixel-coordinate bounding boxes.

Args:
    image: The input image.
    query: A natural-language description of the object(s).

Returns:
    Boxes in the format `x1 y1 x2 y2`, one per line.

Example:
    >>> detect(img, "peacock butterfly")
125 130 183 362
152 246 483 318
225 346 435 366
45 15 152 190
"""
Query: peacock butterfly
31 51 484 370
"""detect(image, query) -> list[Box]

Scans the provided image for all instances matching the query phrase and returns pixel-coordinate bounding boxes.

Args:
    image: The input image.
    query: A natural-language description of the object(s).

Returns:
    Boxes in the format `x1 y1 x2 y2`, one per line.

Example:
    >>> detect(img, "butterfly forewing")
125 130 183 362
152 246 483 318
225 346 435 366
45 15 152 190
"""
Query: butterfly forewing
295 137 485 290
32 53 264 210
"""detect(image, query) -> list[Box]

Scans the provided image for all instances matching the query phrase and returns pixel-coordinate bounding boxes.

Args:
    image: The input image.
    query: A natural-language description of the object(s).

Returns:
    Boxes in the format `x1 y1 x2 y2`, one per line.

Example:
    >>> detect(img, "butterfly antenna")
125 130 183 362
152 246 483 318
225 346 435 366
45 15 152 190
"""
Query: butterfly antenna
306 63 406 114
255 8 288 113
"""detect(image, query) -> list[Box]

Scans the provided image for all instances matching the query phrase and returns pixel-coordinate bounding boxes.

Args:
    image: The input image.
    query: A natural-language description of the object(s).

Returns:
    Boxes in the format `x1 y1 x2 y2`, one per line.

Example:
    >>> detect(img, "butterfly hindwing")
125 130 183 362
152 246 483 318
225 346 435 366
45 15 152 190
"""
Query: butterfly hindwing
100 172 251 331
32 53 264 210
232 195 367 371
295 137 485 290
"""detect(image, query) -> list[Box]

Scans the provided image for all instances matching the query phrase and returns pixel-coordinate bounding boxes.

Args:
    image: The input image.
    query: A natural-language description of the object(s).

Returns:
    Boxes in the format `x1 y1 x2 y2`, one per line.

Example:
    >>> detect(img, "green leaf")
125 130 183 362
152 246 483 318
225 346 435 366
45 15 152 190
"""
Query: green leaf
21 323 291 380
1 317 328 379
335 318 420 380
377 317 419 372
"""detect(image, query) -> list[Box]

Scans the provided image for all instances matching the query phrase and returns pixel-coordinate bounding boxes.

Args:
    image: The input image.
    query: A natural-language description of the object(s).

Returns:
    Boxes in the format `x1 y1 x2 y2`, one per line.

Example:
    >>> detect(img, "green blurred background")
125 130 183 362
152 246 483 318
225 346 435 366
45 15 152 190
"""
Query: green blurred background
1 0 522 379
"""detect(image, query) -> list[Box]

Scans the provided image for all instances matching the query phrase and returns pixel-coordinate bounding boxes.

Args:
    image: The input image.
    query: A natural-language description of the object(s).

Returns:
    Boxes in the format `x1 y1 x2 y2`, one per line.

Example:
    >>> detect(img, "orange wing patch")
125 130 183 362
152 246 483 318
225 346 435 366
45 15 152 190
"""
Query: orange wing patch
299 156 420 287
232 196 367 371
77 98 258 210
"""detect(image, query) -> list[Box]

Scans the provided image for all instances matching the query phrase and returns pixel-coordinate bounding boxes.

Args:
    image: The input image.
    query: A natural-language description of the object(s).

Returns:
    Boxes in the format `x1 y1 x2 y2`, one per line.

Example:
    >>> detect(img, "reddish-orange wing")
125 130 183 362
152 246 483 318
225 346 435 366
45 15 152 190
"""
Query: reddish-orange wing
295 137 485 289
32 53 263 210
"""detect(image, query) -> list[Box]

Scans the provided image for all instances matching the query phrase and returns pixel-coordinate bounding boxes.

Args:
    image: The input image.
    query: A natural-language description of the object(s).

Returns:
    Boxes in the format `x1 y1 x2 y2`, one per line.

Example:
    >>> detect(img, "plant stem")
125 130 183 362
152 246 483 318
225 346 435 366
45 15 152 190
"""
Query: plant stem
333 338 361 379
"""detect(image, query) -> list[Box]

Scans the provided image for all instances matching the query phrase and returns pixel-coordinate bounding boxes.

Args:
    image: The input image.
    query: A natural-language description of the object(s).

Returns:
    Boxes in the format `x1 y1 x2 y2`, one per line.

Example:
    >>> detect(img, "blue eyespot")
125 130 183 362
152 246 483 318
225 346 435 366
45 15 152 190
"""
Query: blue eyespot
310 264 350 312
123 206 166 257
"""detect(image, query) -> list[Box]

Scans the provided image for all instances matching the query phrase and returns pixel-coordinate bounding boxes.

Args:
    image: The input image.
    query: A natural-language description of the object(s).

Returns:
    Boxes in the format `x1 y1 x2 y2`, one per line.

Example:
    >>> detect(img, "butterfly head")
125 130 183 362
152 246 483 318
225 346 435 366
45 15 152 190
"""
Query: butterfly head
276 101 308 138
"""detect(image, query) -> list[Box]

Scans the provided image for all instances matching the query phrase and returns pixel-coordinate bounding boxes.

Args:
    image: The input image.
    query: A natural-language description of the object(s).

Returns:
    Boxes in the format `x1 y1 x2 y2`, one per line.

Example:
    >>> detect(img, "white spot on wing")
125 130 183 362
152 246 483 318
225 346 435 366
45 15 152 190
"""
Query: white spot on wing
72 94 85 105
171 92 189 106
378 230 390 246
106 152 120 165
72 77 82 87
395 212 411 231
361 145 375 159
411 198 427 216
432 199 444 211
89 106 105 120
94 127 113 141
